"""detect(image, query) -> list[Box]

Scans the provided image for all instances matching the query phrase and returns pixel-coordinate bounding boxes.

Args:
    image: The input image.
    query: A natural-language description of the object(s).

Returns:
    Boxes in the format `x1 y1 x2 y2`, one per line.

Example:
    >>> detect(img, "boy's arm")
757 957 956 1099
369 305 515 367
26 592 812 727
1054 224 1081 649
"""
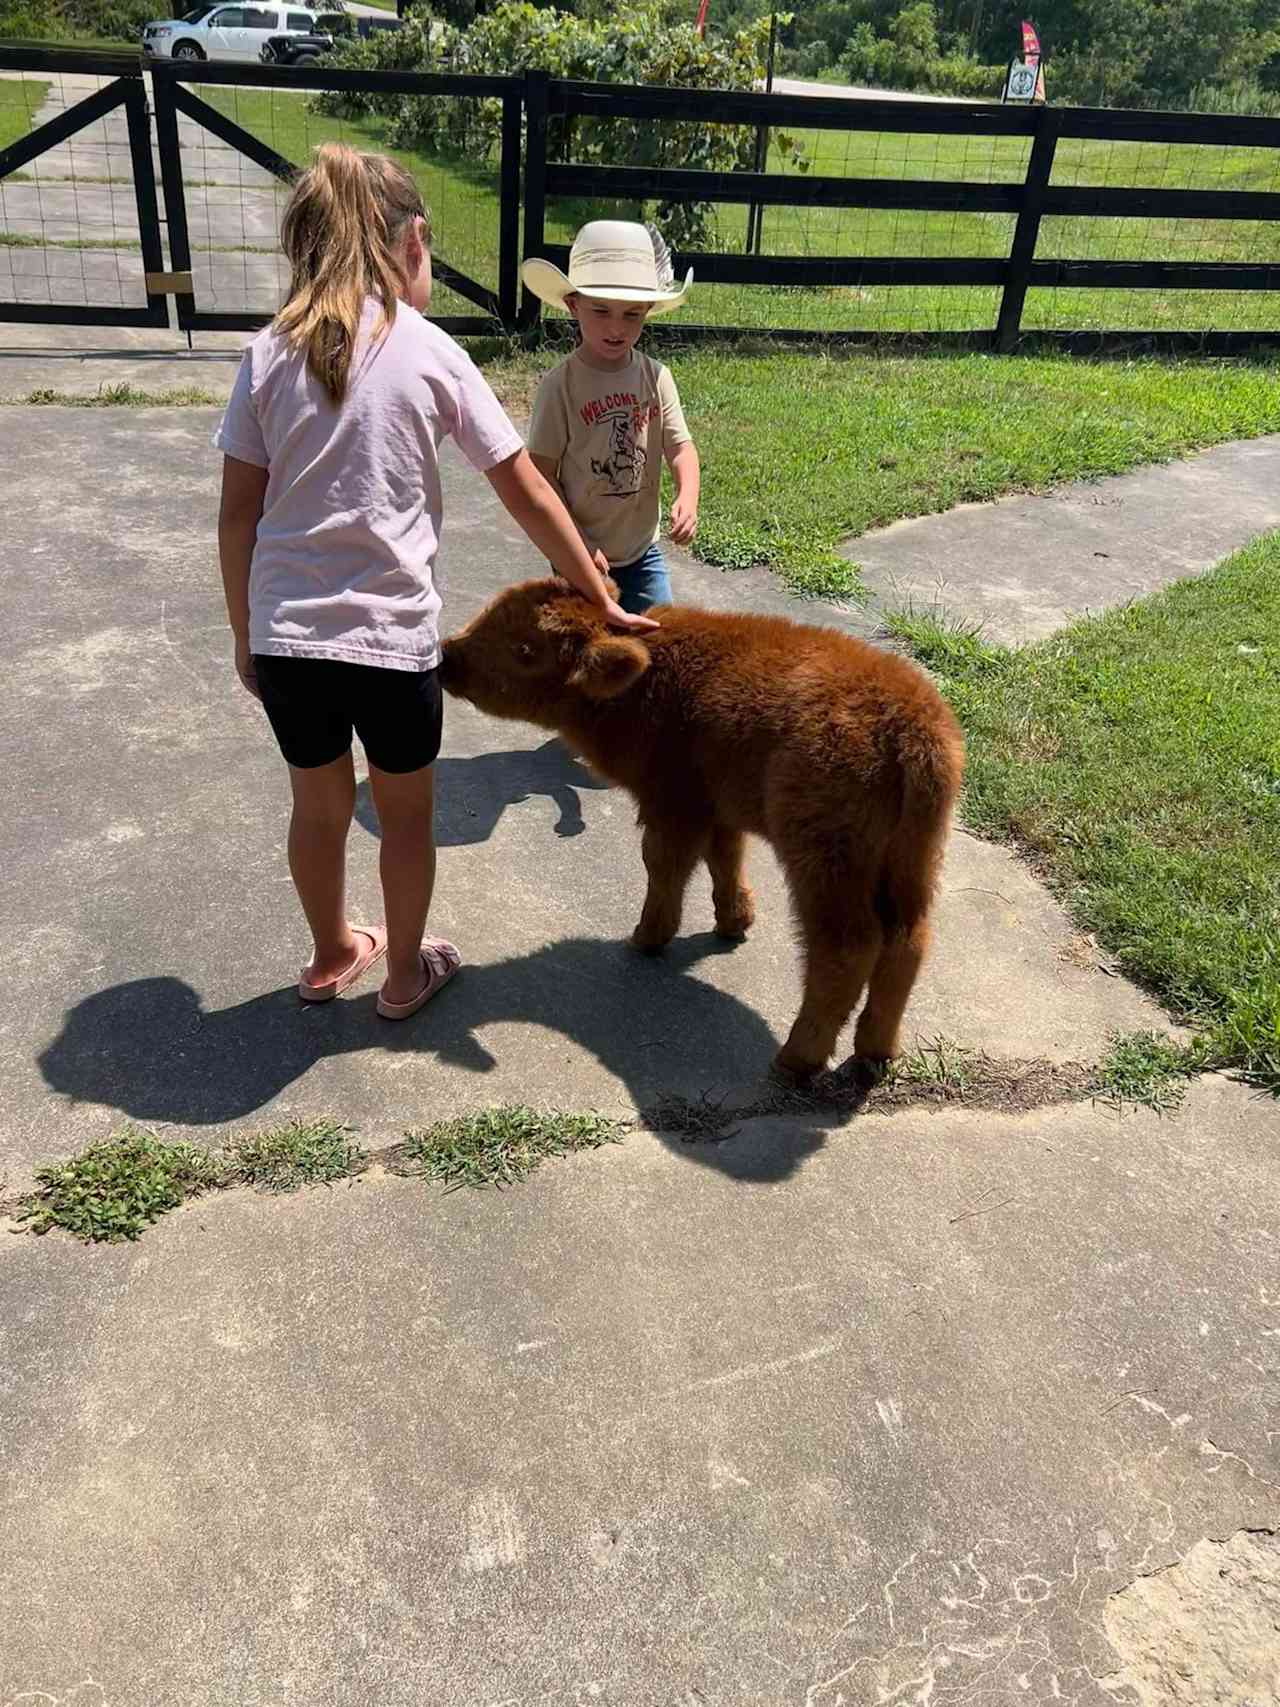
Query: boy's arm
658 363 698 546
667 441 700 547
486 450 655 632
218 453 269 698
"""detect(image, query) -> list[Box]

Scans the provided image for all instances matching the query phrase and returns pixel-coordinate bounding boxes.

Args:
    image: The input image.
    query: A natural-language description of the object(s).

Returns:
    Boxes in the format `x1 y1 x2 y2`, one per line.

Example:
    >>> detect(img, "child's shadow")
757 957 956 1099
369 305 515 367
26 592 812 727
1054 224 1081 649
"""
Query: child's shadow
354 739 609 847
38 936 848 1183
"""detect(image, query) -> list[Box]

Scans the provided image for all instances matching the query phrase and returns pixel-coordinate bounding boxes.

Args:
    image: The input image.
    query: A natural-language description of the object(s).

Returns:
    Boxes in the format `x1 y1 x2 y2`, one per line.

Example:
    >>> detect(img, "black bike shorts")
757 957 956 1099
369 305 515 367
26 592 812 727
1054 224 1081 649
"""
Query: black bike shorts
253 654 444 774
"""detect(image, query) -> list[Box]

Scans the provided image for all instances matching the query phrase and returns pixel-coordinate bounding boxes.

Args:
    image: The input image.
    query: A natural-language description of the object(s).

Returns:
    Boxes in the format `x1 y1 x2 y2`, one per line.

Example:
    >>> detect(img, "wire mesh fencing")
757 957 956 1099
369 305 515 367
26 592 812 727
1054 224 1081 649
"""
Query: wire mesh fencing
161 73 508 325
5 47 1280 346
0 64 152 315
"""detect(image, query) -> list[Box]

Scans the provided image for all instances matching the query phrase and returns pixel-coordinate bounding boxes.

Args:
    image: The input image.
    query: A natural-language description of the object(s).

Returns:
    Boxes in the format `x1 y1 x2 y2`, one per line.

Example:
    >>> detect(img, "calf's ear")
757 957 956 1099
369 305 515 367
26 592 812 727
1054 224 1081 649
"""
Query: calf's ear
569 635 651 700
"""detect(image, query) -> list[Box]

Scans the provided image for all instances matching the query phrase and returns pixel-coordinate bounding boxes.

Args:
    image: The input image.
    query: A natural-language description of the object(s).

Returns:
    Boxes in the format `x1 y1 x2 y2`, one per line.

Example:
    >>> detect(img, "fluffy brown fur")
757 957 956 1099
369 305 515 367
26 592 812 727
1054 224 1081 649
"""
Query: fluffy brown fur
440 582 964 1080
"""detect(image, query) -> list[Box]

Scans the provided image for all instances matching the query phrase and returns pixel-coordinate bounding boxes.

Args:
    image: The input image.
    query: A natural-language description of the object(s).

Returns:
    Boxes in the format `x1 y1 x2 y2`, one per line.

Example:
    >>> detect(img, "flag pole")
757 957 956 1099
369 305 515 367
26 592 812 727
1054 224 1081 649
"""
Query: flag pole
746 7 778 255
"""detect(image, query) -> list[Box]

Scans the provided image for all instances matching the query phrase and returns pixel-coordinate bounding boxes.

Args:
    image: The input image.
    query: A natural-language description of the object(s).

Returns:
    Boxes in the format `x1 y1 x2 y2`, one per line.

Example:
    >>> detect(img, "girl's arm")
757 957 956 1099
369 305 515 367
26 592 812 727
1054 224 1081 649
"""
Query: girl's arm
487 450 657 632
667 441 700 547
529 451 609 575
218 454 269 698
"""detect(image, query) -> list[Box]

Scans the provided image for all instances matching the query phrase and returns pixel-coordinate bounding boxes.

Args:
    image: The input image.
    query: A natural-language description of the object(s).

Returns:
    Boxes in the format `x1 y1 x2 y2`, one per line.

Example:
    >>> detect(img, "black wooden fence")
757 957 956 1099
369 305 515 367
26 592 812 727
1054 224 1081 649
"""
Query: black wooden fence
4 41 1280 350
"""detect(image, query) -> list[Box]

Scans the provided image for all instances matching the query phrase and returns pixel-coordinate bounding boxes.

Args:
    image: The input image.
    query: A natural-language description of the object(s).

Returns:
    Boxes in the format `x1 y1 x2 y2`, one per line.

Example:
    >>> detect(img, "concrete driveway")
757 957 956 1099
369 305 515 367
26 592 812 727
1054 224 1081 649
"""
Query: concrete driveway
1 403 1277 1704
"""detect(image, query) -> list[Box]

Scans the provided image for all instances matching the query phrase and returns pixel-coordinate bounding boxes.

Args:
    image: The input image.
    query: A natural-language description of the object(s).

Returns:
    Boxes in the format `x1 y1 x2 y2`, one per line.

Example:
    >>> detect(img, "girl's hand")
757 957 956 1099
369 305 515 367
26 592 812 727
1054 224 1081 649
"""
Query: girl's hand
669 497 698 546
235 636 261 699
602 598 659 634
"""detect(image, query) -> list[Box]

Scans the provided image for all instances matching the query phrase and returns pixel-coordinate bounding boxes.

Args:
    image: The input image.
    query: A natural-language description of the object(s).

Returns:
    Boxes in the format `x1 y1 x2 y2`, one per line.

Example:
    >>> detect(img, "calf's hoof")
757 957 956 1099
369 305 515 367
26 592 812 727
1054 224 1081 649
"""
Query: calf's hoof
631 925 673 956
842 1053 891 1093
714 890 755 940
771 1047 824 1086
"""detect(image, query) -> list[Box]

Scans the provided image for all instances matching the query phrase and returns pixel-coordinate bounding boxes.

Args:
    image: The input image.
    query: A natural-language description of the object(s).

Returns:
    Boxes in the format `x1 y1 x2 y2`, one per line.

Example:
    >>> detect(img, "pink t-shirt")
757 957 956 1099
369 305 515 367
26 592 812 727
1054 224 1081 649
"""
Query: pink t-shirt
214 300 523 672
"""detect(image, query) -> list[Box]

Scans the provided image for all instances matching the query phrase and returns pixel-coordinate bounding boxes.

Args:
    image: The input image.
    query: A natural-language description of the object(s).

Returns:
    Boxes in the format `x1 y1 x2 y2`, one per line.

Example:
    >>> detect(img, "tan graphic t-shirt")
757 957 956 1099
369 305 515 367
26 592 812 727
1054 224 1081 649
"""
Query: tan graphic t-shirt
527 349 692 568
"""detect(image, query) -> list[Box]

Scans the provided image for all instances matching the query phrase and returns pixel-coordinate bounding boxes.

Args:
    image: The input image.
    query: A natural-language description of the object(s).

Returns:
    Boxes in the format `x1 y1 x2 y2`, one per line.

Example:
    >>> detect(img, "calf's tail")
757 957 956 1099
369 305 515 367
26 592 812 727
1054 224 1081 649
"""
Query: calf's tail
874 714 965 936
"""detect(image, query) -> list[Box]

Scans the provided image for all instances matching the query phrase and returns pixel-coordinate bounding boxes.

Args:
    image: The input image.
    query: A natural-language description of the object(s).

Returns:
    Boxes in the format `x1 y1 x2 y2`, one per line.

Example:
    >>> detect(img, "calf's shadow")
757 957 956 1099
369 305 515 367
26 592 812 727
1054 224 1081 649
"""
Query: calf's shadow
354 740 609 847
38 935 844 1183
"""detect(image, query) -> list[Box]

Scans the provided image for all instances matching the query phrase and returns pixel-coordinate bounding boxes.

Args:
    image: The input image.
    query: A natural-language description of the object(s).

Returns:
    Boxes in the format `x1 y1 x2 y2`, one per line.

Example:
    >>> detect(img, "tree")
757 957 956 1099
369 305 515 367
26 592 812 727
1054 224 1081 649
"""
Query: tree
318 2 806 245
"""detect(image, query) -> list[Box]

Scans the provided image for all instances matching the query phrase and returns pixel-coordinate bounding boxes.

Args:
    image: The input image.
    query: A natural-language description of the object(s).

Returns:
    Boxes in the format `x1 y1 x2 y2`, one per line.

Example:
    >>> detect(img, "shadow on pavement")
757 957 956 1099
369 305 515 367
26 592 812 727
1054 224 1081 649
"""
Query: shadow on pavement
354 739 609 847
38 935 843 1183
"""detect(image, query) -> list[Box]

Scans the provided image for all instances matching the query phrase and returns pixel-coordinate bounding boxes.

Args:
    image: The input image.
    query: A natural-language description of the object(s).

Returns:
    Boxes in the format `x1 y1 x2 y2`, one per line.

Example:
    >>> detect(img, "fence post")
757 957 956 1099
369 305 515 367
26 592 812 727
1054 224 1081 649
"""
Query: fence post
519 68 549 334
122 73 169 330
151 67 197 335
498 86 522 332
994 104 1060 353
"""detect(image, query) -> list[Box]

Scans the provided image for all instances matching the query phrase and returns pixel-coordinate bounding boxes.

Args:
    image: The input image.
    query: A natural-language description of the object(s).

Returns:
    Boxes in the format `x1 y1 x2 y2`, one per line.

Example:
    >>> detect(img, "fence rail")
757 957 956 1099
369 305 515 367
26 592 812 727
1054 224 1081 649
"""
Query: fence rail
4 43 1280 348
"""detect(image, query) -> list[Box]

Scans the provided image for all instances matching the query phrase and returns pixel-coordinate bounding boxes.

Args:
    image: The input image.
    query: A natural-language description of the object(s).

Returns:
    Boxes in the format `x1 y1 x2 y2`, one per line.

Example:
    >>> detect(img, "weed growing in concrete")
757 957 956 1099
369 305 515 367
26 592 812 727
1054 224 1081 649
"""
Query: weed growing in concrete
1090 1031 1206 1114
224 1119 361 1194
14 384 224 407
399 1105 625 1191
18 1128 223 1242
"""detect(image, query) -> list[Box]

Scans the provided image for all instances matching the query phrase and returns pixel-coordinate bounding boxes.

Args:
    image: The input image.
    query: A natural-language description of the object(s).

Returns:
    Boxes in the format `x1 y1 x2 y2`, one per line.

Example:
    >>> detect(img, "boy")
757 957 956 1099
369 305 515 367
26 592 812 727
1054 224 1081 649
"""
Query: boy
521 220 700 614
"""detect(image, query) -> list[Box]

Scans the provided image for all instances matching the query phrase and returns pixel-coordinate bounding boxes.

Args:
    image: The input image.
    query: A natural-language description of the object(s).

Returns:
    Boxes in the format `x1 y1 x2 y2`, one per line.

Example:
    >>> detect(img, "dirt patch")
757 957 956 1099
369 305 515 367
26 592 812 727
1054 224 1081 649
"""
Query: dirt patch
643 1051 1095 1141
1099 1529 1280 1706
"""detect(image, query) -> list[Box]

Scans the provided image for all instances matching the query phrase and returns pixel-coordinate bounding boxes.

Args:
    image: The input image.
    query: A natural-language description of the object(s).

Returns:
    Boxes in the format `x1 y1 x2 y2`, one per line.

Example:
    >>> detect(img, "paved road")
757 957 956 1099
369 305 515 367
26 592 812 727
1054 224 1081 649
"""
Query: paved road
772 75 979 104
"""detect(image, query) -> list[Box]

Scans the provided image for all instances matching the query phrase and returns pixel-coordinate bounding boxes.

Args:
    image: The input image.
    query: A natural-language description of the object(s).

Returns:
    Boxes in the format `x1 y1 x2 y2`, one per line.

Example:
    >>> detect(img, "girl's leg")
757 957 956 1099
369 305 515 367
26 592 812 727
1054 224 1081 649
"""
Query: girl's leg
368 762 439 1006
287 751 365 986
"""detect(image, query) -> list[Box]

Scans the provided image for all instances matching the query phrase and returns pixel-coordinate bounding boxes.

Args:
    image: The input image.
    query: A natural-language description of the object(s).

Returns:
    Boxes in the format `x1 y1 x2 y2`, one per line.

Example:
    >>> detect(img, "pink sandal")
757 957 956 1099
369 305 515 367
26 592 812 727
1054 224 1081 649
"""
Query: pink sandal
299 926 387 1003
376 938 462 1020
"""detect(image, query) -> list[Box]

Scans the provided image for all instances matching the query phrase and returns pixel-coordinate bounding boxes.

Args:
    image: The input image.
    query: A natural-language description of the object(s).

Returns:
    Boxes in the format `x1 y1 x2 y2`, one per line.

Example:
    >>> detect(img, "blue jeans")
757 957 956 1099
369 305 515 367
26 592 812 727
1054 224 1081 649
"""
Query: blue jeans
611 542 672 614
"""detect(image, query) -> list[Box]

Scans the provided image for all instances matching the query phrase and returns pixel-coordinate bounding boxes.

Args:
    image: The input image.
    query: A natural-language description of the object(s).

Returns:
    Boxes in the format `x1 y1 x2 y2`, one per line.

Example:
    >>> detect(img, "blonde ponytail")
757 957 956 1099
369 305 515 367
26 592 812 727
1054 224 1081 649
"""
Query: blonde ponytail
276 143 429 406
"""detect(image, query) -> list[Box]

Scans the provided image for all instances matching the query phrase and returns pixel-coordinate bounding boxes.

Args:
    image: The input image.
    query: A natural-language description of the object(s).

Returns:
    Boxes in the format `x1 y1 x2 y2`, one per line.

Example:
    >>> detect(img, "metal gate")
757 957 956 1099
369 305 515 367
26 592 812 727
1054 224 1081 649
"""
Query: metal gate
0 46 170 328
149 58 522 337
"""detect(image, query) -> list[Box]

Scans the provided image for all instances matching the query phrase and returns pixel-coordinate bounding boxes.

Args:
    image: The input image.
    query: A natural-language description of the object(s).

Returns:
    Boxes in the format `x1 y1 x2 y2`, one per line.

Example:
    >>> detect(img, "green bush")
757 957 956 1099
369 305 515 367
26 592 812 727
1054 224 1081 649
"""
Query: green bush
0 2 56 39
1187 76 1280 116
316 1 805 247
838 4 998 97
0 0 153 42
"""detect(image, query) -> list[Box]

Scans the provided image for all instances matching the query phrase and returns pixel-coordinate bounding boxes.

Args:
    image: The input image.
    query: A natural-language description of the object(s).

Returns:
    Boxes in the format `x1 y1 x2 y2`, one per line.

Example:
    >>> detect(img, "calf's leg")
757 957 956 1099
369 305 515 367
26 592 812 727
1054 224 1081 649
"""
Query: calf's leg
706 824 755 939
775 881 882 1081
854 918 930 1063
633 818 707 952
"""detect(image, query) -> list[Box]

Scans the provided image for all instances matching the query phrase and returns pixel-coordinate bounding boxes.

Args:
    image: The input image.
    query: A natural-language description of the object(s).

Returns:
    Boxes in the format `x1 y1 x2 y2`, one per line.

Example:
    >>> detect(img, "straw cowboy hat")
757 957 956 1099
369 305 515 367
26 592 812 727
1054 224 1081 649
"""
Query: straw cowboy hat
521 219 692 314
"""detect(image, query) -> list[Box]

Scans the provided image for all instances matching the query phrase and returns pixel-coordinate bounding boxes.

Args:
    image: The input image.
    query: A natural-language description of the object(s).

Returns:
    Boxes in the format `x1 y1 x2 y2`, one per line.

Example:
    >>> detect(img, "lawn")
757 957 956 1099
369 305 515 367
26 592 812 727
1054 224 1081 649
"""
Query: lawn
887 537 1280 1092
0 77 49 153
483 343 1280 597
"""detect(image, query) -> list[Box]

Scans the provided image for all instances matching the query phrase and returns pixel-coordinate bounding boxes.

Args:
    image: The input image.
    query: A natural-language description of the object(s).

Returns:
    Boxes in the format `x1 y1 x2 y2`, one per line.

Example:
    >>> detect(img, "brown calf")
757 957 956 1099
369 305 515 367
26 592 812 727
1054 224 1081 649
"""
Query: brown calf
440 582 964 1081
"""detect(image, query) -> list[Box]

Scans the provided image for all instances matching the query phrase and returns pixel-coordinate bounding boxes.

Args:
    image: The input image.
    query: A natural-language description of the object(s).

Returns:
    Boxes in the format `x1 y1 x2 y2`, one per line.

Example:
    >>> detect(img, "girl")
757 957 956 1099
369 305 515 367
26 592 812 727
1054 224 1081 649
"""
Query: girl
216 144 653 1020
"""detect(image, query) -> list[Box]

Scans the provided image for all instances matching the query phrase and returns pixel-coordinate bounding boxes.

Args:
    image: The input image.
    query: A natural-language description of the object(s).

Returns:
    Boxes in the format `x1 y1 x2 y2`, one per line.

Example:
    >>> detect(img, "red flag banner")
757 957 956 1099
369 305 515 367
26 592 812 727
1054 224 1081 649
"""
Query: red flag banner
695 0 709 36
1020 20 1041 67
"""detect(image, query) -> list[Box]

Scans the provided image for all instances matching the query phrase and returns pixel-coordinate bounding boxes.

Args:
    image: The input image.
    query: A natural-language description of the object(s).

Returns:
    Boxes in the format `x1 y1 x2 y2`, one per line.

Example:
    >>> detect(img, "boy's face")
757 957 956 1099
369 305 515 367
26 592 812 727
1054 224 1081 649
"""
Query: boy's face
567 293 652 366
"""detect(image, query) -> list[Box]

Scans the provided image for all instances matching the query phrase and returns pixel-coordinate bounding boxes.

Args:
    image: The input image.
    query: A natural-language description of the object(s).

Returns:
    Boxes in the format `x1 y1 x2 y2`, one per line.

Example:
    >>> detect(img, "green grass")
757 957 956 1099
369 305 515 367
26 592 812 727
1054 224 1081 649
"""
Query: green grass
0 230 141 250
0 77 49 152
400 1105 625 1191
883 535 1280 1092
18 1129 223 1242
225 1118 361 1193
14 1107 629 1239
6 383 225 405
1091 1031 1205 1114
484 344 1280 596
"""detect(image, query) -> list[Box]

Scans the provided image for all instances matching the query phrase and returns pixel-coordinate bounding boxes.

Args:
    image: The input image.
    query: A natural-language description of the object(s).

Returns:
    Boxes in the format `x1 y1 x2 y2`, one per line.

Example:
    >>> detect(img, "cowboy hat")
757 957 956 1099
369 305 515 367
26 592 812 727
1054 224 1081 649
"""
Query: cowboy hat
521 219 692 314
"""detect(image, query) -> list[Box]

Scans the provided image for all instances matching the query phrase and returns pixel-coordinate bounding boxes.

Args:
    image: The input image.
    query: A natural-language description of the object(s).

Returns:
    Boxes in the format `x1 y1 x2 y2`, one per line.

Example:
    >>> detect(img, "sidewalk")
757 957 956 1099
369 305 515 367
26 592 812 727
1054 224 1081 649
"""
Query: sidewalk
2 403 1276 1706
852 432 1280 644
